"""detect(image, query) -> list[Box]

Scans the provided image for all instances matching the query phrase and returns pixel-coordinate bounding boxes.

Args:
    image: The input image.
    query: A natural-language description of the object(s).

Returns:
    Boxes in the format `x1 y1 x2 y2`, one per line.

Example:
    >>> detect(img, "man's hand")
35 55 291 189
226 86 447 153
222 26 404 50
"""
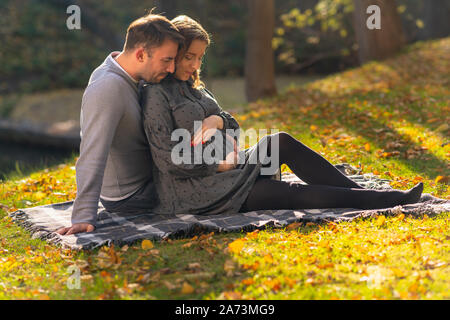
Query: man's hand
217 151 238 172
56 223 95 235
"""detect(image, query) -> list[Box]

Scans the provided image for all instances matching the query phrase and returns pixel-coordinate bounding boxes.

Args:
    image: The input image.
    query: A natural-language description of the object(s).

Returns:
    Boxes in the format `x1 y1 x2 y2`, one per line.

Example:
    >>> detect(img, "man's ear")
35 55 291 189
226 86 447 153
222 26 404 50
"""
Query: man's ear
135 47 146 63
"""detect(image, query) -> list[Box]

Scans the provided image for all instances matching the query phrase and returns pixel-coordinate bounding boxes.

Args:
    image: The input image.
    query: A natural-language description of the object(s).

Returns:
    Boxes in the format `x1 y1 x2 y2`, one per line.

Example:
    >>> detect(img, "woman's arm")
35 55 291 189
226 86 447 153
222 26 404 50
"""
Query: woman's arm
142 85 219 178
201 88 240 142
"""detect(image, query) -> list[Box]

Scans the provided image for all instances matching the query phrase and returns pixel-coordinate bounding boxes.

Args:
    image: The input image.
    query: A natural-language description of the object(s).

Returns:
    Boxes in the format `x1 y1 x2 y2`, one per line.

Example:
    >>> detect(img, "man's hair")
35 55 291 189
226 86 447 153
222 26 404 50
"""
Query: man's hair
123 12 184 54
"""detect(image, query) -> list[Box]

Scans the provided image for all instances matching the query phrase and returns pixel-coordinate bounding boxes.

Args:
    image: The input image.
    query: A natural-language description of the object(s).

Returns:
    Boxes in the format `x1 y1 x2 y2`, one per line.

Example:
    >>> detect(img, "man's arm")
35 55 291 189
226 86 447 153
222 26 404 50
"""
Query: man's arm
69 78 126 229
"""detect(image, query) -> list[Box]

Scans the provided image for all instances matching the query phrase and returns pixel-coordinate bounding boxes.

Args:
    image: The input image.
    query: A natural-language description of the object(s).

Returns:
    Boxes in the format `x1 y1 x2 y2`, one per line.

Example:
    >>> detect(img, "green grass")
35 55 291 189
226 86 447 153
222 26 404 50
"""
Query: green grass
0 38 449 300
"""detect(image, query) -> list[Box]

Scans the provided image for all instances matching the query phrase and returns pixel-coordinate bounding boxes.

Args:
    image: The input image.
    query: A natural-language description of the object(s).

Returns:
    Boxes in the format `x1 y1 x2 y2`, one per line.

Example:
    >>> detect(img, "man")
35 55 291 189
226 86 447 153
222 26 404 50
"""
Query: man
57 13 184 235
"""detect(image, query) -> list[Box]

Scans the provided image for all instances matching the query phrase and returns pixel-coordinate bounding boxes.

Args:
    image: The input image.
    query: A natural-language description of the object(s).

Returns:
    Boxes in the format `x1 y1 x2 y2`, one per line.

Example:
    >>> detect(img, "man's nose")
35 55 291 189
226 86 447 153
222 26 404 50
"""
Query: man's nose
167 61 175 73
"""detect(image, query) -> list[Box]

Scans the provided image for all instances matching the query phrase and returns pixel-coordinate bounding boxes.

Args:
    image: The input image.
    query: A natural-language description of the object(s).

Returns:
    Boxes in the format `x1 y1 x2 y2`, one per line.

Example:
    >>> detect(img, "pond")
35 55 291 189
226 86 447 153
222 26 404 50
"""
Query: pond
0 141 76 181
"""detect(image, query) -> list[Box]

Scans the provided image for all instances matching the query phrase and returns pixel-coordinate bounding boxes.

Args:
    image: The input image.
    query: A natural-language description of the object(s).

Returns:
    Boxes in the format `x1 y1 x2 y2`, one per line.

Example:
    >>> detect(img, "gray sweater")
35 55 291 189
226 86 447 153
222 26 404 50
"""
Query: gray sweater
71 53 155 227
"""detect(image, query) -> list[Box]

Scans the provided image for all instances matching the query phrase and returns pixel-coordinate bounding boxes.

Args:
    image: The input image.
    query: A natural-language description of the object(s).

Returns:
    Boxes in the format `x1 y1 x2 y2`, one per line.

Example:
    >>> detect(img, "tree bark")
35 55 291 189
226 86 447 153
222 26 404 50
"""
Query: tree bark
155 0 178 19
245 0 277 102
418 0 450 40
353 0 406 64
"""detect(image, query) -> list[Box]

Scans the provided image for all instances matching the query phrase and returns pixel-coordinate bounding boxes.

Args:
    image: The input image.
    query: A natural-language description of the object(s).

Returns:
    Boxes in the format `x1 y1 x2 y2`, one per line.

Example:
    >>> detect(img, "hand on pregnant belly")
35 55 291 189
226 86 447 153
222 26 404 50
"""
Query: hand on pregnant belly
191 115 222 146
217 150 238 172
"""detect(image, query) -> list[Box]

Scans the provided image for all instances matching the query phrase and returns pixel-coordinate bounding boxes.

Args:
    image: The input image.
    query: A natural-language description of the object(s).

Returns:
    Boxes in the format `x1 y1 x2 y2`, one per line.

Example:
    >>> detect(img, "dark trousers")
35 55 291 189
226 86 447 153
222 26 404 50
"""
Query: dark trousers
239 132 413 212
100 178 159 213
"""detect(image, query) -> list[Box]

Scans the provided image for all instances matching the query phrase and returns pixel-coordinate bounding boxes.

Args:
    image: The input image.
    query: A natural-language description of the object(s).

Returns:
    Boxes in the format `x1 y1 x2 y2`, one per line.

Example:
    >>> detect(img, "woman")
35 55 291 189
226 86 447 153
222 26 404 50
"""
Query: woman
141 15 423 216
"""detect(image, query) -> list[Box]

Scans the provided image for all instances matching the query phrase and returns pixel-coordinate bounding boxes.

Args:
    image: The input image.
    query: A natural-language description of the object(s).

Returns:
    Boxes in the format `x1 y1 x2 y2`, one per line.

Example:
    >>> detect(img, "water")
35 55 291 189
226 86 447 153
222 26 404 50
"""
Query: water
0 142 76 181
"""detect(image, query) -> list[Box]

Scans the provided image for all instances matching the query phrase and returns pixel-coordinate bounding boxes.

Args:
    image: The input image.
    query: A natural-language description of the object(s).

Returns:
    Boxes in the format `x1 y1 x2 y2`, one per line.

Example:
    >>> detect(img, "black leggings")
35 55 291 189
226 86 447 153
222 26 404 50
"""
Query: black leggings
239 132 420 212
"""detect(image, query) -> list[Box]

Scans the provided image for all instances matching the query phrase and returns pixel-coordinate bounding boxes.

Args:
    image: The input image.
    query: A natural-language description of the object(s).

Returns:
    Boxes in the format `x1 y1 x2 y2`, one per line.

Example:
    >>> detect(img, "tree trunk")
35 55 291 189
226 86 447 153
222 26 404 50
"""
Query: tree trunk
155 0 178 20
418 0 450 40
353 0 406 64
245 0 277 102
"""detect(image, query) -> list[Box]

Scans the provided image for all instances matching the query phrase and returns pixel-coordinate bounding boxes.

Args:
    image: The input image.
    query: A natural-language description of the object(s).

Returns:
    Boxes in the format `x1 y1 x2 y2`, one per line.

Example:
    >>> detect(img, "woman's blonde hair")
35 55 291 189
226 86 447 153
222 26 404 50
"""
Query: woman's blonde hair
171 15 210 89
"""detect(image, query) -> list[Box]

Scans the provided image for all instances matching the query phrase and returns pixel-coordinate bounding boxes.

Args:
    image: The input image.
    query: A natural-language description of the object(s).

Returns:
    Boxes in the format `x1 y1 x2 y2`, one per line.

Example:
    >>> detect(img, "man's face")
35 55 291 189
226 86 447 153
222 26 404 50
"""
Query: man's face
139 39 179 83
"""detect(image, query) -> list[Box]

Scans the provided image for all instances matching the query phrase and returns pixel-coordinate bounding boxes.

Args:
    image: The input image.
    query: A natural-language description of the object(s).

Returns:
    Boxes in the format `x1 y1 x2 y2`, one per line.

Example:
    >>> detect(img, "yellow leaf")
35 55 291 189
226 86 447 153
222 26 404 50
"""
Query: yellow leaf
310 125 318 131
376 215 386 227
391 268 405 278
246 230 259 240
316 263 334 269
181 282 195 294
228 239 245 254
435 175 449 184
34 191 47 201
318 240 330 248
141 239 154 250
263 254 274 264
364 143 371 151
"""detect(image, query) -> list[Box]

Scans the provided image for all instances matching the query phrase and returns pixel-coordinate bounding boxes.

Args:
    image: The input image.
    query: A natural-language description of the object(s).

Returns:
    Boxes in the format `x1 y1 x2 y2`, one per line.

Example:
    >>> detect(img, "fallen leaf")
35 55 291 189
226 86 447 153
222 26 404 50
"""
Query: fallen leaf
375 215 386 227
187 262 202 271
241 278 255 286
286 222 302 230
181 282 195 294
222 291 242 300
182 242 193 248
183 272 215 281
435 175 449 184
316 263 334 269
228 239 245 254
141 239 154 250
163 280 177 290
224 259 235 276
34 191 47 202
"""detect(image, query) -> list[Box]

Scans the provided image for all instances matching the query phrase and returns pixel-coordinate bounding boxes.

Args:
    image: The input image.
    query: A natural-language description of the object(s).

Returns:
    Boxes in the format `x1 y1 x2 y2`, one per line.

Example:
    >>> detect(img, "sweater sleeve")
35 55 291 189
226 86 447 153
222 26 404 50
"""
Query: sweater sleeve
142 85 219 178
71 78 126 227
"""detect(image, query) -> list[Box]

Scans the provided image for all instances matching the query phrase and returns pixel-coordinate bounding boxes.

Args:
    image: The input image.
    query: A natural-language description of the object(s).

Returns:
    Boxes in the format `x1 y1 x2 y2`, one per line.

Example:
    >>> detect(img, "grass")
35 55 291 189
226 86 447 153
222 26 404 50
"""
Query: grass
0 38 449 300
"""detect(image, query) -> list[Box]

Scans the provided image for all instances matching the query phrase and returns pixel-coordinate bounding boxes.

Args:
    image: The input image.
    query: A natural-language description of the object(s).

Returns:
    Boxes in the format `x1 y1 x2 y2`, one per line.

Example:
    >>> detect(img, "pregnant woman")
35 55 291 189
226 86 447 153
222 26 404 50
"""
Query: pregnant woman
141 15 423 216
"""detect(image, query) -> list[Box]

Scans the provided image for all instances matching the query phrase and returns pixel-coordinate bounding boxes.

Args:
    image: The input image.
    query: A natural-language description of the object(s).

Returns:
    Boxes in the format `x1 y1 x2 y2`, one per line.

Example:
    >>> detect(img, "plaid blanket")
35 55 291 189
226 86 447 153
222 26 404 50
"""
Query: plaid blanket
9 164 450 250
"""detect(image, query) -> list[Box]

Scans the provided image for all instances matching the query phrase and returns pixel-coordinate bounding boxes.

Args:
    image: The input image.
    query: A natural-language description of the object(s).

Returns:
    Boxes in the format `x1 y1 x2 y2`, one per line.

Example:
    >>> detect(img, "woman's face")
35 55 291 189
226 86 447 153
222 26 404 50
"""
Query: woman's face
174 39 208 81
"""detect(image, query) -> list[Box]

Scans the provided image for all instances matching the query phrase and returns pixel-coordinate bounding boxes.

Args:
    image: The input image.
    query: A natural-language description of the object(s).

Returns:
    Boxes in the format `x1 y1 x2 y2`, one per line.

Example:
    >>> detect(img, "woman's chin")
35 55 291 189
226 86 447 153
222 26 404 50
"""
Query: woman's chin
174 74 189 81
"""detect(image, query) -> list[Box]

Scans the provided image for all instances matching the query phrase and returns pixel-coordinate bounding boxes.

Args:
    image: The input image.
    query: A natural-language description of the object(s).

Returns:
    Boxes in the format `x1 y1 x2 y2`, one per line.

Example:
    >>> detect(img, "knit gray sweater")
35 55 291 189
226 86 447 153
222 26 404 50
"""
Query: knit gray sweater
71 53 155 227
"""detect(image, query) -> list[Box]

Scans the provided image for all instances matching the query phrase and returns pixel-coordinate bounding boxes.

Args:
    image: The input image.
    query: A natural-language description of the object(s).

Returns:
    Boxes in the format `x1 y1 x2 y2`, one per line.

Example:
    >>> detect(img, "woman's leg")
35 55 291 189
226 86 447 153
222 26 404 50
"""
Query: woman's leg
264 132 364 189
240 178 423 212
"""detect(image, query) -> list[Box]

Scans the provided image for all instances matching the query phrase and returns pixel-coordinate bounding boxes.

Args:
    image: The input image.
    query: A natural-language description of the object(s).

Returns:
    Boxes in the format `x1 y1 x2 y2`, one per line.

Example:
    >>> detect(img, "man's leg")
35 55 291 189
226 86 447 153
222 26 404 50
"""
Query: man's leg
100 179 159 213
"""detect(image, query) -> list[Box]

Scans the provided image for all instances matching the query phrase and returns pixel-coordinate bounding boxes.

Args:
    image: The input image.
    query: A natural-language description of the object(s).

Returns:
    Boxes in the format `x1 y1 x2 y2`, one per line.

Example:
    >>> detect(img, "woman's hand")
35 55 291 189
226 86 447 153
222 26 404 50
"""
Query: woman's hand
217 151 238 172
191 115 223 146
225 133 240 153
